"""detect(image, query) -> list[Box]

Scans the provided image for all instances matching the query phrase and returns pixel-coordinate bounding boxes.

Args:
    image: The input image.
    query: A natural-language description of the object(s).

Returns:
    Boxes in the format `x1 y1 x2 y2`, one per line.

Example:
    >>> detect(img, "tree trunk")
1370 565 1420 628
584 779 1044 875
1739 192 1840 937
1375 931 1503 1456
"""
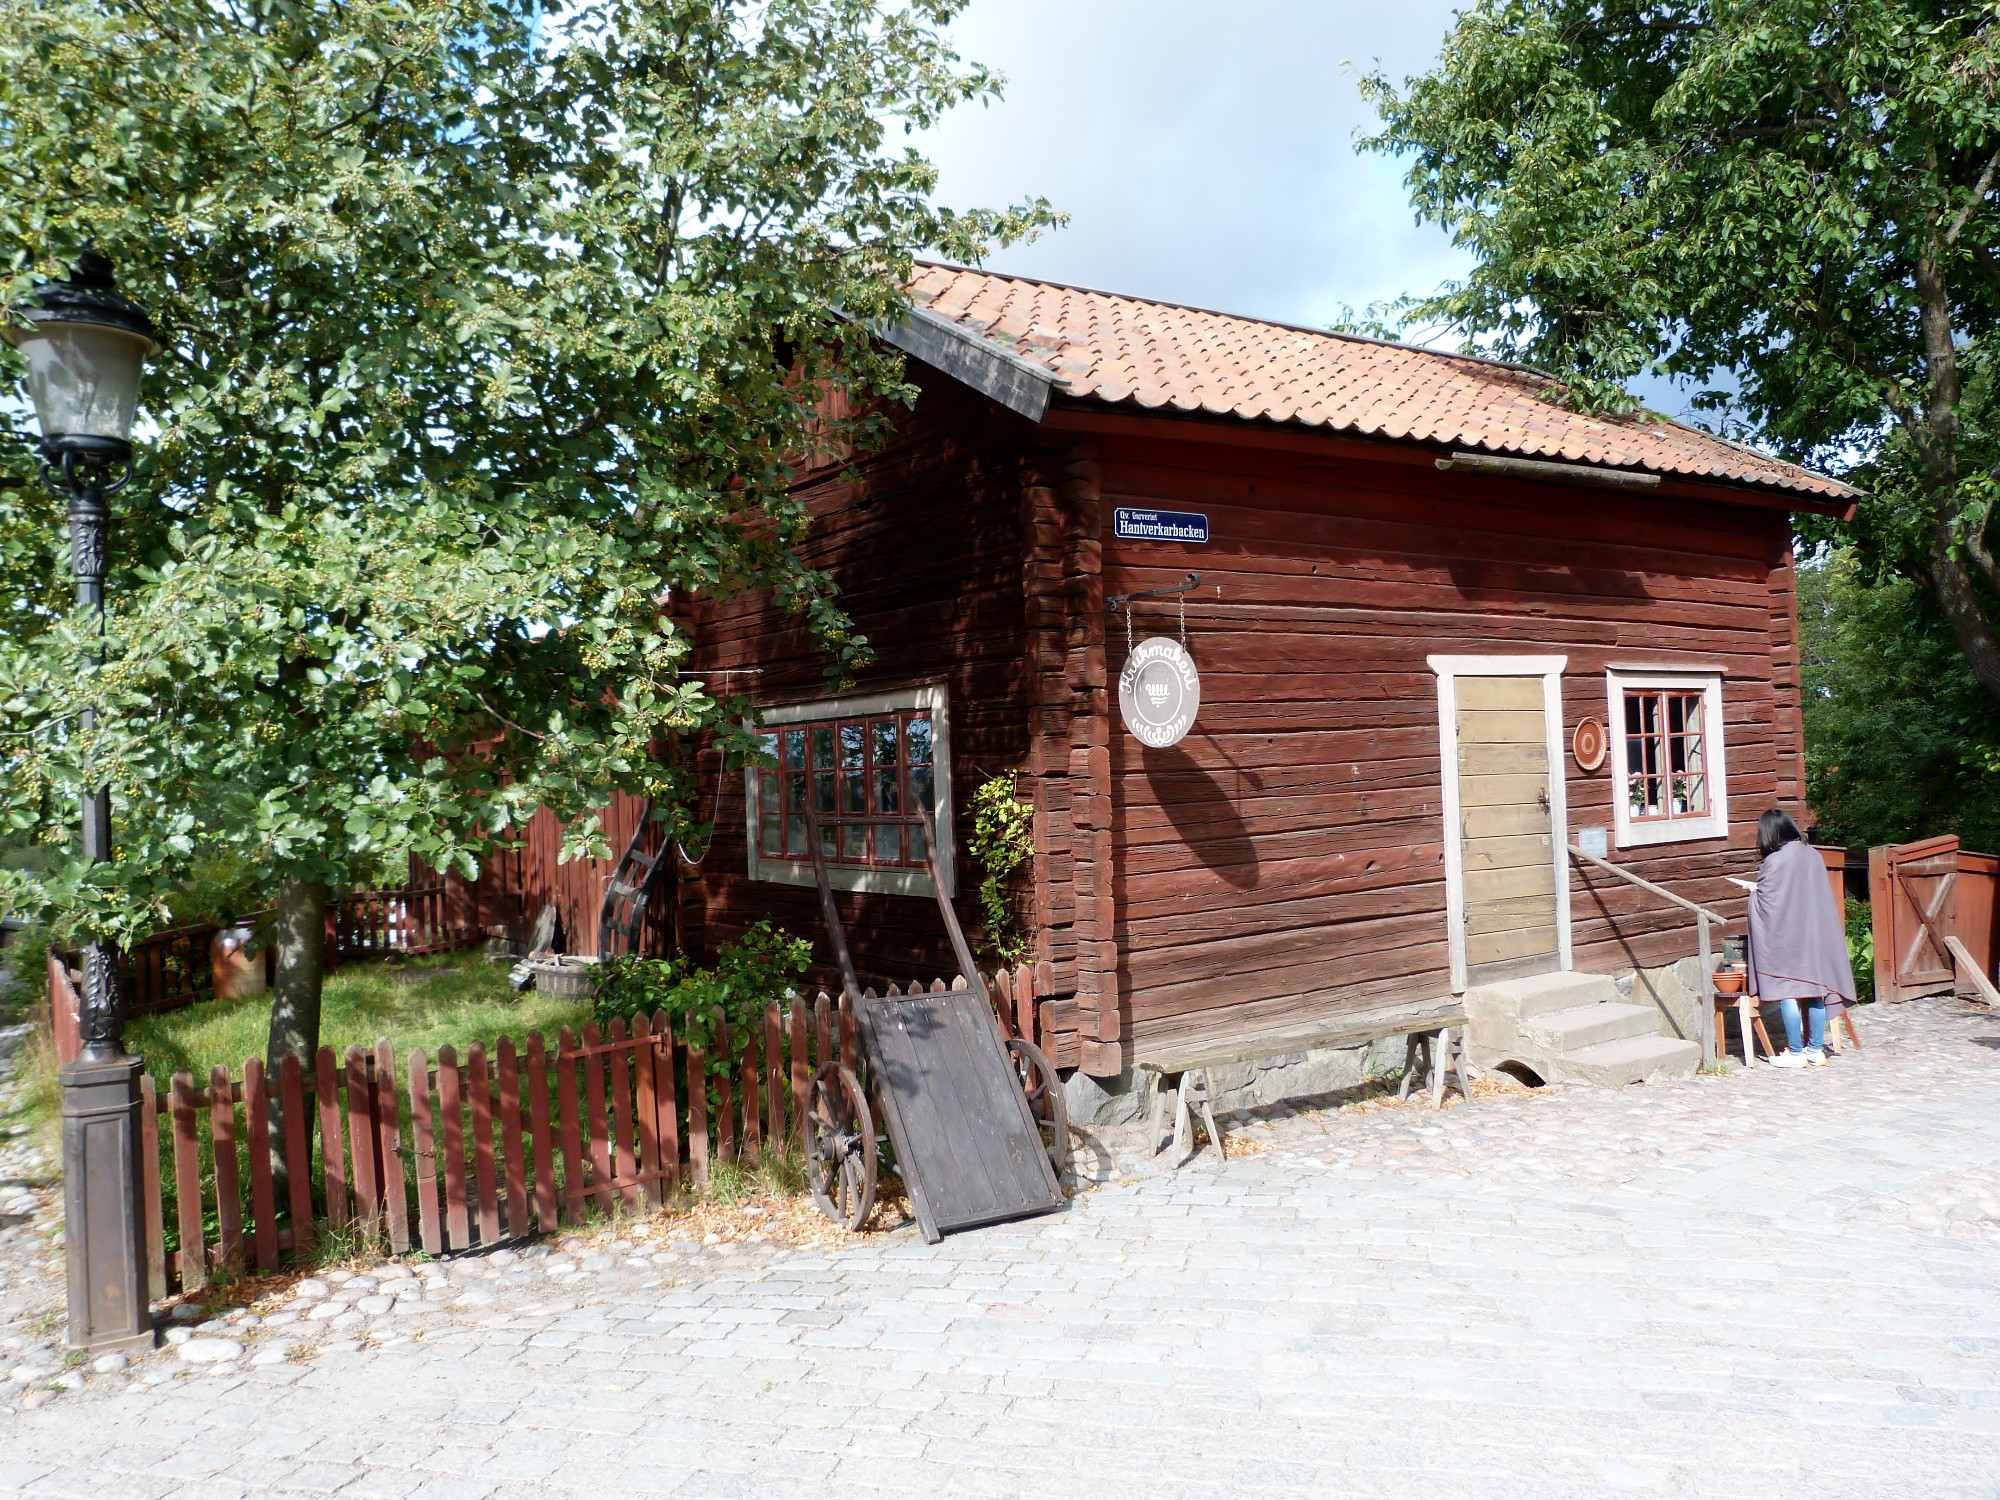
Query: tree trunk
1926 524 2000 706
266 877 328 1191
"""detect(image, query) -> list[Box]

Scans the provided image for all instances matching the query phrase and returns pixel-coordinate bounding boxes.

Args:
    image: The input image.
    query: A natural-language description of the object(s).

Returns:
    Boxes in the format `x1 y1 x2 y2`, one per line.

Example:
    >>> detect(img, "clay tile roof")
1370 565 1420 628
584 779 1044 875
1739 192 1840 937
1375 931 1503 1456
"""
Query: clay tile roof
908 262 1854 502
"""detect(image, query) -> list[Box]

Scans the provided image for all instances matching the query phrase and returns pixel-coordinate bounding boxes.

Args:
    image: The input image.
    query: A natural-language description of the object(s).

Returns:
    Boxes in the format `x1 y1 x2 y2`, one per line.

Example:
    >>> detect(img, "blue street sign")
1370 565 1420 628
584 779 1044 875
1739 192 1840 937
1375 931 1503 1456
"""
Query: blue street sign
1113 507 1209 545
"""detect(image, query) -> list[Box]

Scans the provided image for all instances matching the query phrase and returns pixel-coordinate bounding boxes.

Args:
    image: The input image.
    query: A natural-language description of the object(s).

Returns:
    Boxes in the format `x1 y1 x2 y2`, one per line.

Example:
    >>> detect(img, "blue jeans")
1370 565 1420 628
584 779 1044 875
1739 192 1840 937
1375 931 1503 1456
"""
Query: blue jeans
1779 996 1827 1053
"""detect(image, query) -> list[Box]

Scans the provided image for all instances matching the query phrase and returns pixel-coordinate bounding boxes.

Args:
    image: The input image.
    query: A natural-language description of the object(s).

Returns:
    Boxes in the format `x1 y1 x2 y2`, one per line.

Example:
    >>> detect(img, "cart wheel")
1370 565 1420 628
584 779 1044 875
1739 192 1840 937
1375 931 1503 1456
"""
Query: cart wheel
1007 1038 1070 1176
806 1062 877 1231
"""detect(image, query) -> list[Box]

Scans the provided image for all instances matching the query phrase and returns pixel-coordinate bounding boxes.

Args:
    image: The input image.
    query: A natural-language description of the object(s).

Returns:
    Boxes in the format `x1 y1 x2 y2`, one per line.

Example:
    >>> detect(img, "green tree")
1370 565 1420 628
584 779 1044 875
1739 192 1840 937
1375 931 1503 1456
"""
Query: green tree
1362 1 2000 701
0 0 1053 1076
1799 548 2000 849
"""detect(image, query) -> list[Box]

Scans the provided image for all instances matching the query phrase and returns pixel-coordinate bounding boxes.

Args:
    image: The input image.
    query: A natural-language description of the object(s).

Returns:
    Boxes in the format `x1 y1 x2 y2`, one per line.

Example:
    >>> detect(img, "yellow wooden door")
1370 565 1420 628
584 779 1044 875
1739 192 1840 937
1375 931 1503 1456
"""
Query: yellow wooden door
1456 676 1558 984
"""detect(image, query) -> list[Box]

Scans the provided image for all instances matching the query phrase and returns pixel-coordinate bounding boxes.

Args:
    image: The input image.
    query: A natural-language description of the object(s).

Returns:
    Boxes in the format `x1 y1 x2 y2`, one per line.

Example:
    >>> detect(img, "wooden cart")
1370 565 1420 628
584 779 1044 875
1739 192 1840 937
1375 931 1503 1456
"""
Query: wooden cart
799 803 1068 1243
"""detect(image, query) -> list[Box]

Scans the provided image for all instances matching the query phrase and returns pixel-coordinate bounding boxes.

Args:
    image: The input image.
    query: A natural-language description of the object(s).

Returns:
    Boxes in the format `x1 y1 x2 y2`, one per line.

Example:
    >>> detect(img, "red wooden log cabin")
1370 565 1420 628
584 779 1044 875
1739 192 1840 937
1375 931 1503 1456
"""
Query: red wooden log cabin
523 264 1856 1086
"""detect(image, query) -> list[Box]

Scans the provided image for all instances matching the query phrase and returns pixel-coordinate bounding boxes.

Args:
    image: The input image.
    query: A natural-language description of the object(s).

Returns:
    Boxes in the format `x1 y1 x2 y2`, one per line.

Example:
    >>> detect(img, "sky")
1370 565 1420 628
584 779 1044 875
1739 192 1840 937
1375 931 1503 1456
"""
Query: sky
917 0 1477 334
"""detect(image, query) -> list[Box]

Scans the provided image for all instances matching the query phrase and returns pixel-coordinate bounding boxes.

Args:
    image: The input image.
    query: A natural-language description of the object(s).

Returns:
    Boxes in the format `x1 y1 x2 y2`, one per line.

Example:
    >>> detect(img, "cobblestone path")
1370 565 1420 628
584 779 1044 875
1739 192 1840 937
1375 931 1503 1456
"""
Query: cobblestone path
4 994 1999 1499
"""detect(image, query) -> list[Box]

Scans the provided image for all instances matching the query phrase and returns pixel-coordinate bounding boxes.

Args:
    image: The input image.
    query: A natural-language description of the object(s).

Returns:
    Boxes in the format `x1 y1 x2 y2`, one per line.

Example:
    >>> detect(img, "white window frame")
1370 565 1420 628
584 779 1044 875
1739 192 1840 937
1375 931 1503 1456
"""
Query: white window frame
1606 669 1729 849
743 683 955 899
1429 655 1571 994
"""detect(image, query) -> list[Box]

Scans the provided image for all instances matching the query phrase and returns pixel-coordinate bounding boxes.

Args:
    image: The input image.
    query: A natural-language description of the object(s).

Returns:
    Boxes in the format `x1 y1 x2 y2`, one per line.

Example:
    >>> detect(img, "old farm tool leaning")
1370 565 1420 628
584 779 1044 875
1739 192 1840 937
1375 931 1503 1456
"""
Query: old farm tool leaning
598 798 673 960
802 801 1067 1243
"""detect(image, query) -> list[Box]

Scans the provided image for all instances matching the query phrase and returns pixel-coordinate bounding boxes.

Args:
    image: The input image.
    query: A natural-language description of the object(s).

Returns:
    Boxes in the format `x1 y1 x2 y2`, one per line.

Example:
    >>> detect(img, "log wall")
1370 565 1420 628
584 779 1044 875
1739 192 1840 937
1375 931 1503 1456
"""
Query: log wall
682 376 1042 1004
1094 432 1786 1062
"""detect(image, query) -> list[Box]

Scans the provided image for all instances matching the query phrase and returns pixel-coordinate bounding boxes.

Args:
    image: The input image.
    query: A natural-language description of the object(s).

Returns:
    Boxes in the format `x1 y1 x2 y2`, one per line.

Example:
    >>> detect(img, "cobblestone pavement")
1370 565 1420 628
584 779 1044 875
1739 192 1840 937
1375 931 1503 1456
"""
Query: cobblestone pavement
5 993 2000 1499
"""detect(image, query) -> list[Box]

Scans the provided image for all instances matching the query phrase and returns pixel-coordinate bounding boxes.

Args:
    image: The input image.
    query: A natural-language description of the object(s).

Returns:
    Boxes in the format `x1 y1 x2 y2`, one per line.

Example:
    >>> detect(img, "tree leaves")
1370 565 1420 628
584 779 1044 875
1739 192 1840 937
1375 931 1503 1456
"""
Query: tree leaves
0 0 1056 943
1364 0 2000 702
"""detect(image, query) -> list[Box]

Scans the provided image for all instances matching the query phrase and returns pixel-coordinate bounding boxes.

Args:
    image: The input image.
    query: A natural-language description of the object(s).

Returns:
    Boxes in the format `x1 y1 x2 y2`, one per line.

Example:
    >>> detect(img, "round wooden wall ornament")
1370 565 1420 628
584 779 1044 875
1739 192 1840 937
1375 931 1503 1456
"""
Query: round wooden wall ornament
1573 717 1608 772
1118 636 1201 748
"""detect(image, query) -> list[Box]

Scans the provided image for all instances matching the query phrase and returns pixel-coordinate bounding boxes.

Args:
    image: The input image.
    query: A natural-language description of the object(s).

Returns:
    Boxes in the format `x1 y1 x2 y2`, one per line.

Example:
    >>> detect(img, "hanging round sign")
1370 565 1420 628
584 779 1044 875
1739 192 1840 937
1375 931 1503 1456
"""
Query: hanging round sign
1573 716 1608 772
1118 636 1201 748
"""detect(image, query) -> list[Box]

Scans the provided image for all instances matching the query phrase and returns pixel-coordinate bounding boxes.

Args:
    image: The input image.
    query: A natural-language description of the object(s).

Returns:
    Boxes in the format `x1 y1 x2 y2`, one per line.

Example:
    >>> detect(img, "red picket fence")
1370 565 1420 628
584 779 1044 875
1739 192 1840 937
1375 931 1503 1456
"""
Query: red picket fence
328 886 473 965
145 966 1045 1295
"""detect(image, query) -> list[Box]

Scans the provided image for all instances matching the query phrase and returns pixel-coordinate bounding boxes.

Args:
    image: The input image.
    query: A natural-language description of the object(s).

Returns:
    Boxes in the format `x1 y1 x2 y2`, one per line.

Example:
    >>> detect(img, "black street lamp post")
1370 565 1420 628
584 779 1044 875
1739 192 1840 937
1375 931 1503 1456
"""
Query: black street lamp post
4 248 160 1353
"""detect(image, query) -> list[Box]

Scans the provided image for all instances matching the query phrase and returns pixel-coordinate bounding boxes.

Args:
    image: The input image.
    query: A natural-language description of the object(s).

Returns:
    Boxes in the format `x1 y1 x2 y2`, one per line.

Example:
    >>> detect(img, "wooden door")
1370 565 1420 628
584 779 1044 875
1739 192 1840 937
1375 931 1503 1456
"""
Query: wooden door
1869 836 1959 1002
1456 676 1560 985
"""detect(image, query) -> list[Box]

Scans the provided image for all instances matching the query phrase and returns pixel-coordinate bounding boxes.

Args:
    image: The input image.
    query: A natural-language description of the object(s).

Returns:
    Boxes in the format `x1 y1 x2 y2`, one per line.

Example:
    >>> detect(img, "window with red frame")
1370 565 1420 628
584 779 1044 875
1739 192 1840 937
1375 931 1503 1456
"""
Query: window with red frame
755 712 935 868
1622 688 1709 823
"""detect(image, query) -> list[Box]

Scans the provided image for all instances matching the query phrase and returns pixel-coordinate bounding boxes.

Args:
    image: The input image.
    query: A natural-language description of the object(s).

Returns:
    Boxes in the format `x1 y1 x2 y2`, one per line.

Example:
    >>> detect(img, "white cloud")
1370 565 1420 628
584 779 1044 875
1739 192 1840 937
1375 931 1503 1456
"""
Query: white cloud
919 0 1475 327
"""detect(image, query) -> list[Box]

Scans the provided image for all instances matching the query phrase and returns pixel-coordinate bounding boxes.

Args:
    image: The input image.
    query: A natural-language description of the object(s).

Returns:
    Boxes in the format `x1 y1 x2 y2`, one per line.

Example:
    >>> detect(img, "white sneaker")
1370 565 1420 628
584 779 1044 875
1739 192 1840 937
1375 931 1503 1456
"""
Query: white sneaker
1770 1051 1807 1069
1803 1048 1827 1067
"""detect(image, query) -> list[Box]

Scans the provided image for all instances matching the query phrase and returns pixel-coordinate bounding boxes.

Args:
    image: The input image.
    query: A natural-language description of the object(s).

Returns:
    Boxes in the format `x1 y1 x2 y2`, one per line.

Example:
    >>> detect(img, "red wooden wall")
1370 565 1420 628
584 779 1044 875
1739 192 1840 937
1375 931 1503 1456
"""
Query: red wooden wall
465 789 675 959
1090 427 1789 1061
679 375 1034 991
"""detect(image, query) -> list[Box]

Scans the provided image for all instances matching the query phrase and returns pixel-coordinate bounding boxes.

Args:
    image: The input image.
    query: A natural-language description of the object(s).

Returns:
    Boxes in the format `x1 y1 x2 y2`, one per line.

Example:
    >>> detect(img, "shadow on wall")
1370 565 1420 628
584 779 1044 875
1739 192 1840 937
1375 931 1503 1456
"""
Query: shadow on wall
1141 744 1259 890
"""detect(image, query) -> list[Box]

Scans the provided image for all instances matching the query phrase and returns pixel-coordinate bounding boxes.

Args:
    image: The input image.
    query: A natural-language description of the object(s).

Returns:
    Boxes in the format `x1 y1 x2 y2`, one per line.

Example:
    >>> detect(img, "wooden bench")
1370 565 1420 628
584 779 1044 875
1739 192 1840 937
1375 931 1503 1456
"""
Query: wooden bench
1137 998 1472 1170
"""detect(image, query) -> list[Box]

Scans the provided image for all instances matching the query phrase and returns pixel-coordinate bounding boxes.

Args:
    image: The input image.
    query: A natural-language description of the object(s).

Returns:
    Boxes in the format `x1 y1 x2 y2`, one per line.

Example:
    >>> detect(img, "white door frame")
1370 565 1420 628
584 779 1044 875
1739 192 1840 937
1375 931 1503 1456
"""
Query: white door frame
1428 654 1571 993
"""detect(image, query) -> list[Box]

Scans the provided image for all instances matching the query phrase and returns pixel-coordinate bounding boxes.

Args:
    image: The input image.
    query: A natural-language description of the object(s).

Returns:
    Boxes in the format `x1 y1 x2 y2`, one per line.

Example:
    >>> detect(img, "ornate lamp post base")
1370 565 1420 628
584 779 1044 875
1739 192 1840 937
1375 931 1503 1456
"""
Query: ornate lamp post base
59 1051 156 1353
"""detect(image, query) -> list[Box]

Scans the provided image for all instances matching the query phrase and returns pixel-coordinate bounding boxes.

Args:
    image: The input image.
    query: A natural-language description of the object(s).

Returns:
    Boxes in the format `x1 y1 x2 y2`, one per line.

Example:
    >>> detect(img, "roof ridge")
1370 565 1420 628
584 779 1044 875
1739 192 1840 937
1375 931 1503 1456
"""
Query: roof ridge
910 257 1557 382
903 260 1855 502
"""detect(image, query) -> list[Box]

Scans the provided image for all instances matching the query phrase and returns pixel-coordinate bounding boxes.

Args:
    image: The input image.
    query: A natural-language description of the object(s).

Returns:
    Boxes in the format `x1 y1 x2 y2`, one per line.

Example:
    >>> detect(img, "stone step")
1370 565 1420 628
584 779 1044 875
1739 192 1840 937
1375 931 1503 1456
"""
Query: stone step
1463 969 1621 1024
1543 1034 1701 1088
1519 1001 1664 1054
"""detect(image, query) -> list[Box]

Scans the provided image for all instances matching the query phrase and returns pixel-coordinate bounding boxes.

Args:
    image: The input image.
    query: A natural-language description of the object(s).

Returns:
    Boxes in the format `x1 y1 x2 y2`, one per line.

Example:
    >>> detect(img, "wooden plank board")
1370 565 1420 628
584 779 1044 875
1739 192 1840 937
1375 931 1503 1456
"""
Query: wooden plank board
209 1065 243 1272
1456 676 1544 711
171 1072 206 1292
1458 772 1549 809
375 1040 409 1255
315 1048 348 1231
852 988 1064 1240
279 1055 314 1260
409 1049 442 1255
1456 708 1546 743
243 1059 278 1273
438 1045 469 1249
497 1038 528 1238
528 1034 558 1233
1458 741 1549 775
1468 924 1559 965
139 1074 165 1298
468 1043 500 1244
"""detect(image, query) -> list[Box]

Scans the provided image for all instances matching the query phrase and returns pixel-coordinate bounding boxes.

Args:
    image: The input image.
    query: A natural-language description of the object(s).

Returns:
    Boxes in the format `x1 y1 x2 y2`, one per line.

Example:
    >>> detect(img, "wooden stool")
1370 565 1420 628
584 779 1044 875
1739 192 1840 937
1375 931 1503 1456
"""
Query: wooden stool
1398 1026 1474 1107
1147 1067 1226 1172
1715 994 1778 1065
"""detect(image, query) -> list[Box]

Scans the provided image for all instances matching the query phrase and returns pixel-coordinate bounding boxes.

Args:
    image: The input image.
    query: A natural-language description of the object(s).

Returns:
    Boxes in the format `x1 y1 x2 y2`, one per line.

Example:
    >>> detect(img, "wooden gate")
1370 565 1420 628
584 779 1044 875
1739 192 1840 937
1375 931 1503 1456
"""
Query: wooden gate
1869 835 1959 1002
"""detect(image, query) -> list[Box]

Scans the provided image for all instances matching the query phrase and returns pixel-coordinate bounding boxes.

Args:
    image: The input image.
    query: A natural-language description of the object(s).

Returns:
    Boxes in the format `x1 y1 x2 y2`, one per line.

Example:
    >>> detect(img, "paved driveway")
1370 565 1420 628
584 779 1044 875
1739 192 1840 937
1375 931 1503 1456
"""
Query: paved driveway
5 995 1999 1499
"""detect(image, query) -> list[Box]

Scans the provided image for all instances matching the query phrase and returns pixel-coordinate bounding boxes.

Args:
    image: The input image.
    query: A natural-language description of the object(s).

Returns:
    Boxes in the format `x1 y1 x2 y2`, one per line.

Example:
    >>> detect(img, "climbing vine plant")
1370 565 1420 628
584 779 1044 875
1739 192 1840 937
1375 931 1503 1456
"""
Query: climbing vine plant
969 774 1034 967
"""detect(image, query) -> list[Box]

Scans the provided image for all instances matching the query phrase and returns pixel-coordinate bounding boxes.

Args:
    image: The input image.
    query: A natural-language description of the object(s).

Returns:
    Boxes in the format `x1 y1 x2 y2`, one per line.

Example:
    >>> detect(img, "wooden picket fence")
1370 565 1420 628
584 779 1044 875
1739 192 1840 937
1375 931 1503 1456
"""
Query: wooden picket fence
143 965 1046 1295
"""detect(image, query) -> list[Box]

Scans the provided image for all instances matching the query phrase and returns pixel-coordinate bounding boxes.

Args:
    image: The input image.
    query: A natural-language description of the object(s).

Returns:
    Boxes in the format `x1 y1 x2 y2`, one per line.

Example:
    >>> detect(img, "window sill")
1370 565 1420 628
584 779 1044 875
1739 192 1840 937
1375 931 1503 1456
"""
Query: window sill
750 859 942 900
1615 817 1728 849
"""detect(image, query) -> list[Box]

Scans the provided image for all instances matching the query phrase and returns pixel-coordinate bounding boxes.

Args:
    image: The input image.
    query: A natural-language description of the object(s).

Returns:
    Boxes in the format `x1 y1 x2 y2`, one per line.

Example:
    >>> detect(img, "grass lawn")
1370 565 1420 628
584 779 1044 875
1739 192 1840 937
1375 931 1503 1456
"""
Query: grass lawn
127 950 594 1090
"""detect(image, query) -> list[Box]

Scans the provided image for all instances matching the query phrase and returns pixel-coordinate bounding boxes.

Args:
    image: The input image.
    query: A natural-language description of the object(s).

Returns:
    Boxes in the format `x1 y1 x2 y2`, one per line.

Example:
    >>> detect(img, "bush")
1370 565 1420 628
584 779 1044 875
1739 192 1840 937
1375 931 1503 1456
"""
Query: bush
593 921 811 1068
1846 898 1875 1003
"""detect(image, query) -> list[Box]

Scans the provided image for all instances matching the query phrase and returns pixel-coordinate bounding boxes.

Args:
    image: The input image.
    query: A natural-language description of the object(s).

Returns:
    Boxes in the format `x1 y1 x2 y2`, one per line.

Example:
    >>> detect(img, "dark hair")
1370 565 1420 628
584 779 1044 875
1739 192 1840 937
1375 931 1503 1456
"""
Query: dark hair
1757 808 1805 859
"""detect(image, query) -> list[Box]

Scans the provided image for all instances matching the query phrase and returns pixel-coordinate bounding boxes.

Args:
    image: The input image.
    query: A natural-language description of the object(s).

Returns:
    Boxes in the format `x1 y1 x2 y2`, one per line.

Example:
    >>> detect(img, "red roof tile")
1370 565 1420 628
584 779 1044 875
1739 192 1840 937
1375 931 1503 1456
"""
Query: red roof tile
909 263 1853 502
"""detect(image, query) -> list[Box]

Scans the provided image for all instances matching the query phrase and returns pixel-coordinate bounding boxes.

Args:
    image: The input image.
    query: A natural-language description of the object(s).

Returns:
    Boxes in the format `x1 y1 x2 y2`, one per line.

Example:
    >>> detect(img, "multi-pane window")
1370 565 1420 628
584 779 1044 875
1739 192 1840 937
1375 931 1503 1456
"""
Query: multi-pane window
756 711 935 869
1622 689 1709 824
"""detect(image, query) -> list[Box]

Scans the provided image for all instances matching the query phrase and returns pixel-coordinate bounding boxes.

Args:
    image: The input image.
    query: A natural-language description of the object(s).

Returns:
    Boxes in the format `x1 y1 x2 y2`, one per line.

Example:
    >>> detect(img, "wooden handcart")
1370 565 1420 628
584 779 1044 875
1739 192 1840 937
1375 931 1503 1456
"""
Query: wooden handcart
799 802 1068 1244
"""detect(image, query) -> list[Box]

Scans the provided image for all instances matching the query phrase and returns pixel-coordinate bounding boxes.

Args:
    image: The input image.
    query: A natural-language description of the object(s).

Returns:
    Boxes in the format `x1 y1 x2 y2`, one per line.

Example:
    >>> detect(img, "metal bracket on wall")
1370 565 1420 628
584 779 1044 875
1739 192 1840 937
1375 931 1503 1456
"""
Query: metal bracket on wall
1106 572 1201 614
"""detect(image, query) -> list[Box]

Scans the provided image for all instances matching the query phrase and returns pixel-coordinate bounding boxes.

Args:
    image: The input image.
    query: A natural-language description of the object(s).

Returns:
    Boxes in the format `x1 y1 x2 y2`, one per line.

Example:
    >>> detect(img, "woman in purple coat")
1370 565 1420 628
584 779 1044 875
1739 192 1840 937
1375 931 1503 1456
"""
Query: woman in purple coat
1748 809 1857 1068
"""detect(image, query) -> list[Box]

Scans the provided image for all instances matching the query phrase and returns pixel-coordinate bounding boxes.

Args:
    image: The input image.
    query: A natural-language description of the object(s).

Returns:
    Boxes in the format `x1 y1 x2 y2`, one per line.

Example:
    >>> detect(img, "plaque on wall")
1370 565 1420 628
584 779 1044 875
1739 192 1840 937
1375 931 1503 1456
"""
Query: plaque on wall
1118 636 1201 748
1573 717 1607 772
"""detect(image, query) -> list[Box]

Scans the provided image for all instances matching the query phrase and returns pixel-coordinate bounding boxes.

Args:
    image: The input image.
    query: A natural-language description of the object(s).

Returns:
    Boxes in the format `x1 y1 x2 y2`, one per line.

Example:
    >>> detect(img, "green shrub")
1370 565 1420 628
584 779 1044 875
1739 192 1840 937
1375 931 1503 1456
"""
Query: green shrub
969 773 1033 967
593 920 810 1067
1845 898 1875 1003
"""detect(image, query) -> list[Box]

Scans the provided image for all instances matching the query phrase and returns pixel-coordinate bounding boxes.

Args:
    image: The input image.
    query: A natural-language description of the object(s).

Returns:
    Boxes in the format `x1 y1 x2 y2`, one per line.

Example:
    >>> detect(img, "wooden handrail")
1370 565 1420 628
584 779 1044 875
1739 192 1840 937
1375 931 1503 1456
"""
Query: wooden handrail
1568 844 1729 924
1567 843 1731 1064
